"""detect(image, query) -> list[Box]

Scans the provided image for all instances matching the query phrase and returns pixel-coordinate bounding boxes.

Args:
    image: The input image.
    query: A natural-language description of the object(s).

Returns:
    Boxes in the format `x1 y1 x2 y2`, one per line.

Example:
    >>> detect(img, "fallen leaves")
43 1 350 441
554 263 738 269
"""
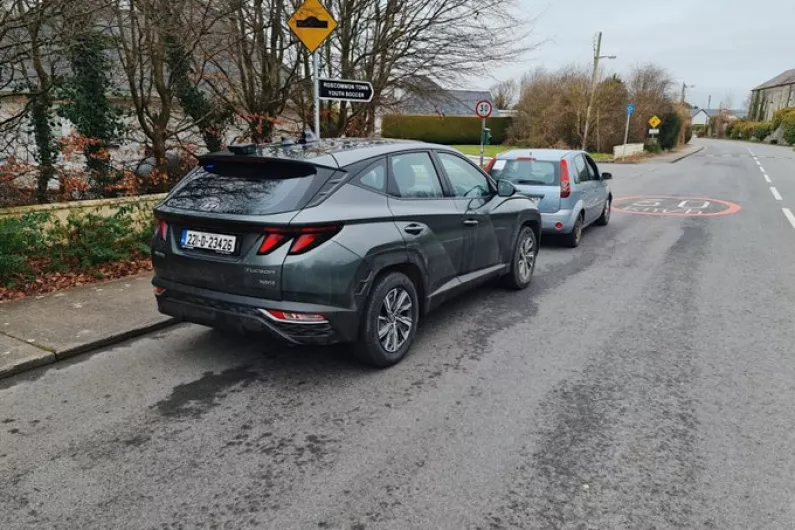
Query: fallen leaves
0 254 153 303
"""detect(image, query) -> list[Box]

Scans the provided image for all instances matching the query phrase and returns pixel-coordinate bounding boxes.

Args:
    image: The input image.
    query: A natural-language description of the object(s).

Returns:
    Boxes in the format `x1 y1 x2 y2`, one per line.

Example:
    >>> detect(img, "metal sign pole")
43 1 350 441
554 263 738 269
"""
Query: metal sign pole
621 112 631 160
313 50 321 139
479 118 486 167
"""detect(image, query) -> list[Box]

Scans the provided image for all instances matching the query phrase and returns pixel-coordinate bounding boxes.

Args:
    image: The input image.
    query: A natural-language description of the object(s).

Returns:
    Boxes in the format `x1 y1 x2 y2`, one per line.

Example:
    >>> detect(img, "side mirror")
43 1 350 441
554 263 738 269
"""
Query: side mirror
602 172 613 180
497 179 517 197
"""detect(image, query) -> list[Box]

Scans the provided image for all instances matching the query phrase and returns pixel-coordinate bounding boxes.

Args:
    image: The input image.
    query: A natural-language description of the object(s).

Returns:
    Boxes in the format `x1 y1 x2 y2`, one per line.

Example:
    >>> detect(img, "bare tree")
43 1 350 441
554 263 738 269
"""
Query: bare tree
509 66 590 149
491 79 518 110
627 63 674 143
317 0 537 136
200 0 303 143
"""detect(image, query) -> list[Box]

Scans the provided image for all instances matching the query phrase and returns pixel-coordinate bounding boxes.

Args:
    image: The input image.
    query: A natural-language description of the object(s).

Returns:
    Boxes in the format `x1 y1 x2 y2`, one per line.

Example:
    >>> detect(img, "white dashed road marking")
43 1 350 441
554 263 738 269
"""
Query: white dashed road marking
783 208 795 230
764 174 772 183
771 187 783 201
759 166 766 174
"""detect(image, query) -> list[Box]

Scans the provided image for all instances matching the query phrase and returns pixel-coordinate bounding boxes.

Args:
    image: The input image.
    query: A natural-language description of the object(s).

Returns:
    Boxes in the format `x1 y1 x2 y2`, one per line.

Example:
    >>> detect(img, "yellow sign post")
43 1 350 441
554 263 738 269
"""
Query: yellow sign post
289 0 337 139
649 115 662 128
288 0 337 53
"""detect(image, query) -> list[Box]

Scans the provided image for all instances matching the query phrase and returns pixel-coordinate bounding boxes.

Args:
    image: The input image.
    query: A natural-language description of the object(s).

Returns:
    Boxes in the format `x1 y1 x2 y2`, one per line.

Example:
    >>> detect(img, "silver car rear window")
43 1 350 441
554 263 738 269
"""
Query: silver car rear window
490 159 560 186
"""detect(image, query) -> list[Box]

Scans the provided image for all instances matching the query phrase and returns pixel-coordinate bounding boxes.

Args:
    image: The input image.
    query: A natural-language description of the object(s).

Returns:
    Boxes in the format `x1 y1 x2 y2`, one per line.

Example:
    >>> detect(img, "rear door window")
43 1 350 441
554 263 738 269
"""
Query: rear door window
584 155 600 179
489 159 559 186
573 155 589 182
389 152 445 198
165 165 318 215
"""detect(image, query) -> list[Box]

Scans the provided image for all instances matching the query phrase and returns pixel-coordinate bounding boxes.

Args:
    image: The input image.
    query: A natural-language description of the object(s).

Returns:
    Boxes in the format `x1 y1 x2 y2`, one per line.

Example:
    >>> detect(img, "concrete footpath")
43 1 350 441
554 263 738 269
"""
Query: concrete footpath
0 274 174 380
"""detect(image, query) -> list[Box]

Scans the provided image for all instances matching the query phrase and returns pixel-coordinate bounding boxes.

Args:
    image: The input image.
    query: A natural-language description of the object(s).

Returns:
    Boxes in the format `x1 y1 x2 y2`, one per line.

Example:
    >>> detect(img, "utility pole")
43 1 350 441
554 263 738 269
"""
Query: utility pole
707 95 712 109
582 32 616 150
681 82 695 104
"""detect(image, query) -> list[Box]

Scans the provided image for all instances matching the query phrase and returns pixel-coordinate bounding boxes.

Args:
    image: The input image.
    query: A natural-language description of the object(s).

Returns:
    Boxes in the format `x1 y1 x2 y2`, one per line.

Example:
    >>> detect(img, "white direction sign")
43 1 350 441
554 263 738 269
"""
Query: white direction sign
475 100 494 119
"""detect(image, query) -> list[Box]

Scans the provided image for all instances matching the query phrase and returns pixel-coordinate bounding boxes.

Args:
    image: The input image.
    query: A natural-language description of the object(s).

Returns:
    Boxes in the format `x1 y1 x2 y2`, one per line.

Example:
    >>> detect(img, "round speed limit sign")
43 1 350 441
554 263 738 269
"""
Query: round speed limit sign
475 100 493 119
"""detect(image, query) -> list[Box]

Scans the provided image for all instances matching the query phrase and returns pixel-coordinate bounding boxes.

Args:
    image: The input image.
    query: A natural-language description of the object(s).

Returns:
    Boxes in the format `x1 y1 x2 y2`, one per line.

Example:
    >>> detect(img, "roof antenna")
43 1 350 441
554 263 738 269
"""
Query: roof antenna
298 129 318 145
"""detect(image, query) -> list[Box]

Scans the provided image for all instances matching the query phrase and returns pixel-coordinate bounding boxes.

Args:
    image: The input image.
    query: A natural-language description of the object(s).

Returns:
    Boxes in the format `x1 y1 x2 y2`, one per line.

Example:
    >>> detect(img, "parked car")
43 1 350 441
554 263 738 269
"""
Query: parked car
151 139 542 367
486 149 612 247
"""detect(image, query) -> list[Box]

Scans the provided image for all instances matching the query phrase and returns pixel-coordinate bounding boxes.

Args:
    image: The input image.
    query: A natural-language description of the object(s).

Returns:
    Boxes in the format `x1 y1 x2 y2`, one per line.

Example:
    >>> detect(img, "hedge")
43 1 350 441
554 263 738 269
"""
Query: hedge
772 107 795 130
382 115 513 144
728 120 774 141
782 112 795 145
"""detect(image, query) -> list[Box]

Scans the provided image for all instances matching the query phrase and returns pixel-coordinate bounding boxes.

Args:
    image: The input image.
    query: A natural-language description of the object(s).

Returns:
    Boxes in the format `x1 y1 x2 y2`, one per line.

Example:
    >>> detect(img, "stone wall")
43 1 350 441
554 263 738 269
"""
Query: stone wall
0 193 165 229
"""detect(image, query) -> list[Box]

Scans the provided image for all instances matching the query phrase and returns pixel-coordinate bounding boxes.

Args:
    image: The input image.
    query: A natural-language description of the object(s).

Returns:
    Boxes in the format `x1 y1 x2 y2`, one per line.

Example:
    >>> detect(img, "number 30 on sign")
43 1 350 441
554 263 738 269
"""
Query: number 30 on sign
475 100 493 119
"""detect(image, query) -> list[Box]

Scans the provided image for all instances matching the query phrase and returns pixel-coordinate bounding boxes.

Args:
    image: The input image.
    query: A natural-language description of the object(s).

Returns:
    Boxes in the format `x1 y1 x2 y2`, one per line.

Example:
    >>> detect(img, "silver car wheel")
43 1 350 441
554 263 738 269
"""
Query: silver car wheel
517 233 536 282
604 200 611 222
377 287 413 353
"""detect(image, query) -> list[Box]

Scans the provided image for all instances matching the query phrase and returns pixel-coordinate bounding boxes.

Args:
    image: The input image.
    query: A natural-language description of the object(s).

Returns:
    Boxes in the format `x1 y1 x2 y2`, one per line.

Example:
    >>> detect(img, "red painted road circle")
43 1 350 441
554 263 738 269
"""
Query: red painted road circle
613 196 742 217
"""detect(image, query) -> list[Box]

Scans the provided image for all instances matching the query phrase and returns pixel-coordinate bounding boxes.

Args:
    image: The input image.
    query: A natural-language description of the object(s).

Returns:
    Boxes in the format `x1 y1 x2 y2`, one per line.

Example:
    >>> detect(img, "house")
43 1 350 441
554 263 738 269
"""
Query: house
690 108 710 126
748 69 795 121
699 109 748 122
391 77 499 118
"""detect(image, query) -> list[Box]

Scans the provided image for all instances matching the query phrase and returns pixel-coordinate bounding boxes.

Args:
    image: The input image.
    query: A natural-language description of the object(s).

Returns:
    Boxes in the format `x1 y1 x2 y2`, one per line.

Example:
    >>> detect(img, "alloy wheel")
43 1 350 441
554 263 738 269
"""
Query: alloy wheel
517 233 536 282
377 287 413 353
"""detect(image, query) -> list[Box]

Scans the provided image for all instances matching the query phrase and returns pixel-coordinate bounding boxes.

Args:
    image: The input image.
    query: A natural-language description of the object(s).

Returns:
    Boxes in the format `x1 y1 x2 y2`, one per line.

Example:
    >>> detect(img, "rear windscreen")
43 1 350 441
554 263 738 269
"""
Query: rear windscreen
489 159 560 186
164 166 317 215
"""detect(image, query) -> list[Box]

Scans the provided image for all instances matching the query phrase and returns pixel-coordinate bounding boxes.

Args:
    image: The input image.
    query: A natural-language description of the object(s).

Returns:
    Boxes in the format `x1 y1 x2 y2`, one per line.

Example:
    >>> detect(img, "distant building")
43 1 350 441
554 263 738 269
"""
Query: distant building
690 109 710 126
392 77 499 118
690 108 747 125
749 69 795 121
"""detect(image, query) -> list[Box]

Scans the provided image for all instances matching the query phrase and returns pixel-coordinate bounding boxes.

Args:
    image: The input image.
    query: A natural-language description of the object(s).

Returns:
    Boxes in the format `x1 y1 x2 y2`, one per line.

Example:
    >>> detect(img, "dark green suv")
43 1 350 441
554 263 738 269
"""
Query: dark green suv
152 139 541 366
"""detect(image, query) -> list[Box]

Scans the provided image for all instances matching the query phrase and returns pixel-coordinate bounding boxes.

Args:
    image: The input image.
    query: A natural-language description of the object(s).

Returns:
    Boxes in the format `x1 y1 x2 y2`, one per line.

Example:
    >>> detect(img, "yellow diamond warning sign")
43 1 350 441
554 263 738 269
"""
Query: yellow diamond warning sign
288 0 337 53
648 115 662 128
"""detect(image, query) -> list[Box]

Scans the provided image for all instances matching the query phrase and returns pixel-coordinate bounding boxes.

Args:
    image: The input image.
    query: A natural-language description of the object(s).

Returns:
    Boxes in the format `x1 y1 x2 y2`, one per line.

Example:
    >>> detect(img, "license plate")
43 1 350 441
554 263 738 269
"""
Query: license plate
180 229 236 254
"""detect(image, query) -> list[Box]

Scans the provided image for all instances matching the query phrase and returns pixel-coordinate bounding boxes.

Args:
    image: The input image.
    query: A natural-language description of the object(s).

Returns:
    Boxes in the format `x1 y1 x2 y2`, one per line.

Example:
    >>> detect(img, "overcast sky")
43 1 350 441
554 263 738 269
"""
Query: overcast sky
477 0 794 110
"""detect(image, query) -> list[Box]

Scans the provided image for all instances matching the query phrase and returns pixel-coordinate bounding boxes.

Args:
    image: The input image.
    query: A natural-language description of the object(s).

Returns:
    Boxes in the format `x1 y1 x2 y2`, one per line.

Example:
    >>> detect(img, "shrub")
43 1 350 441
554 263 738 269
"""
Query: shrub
725 121 737 138
753 122 773 141
0 212 51 282
782 113 795 146
382 115 513 144
658 111 682 150
644 139 662 153
1 204 153 288
684 125 693 144
772 107 795 130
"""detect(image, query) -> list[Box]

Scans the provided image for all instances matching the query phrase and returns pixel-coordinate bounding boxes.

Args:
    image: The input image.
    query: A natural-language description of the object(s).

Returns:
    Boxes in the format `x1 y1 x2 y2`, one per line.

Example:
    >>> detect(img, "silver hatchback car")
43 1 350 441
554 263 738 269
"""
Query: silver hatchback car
486 149 612 247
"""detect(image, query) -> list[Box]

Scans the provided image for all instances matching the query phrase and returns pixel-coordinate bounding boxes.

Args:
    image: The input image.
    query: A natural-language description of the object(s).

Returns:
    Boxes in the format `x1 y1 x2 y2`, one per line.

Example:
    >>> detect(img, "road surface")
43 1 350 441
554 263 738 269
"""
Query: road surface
3 139 795 530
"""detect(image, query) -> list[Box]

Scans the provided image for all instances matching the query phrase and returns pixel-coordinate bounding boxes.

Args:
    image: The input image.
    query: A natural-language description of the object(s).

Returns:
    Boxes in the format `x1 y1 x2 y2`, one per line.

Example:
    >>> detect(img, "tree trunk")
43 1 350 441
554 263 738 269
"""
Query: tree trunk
30 95 56 203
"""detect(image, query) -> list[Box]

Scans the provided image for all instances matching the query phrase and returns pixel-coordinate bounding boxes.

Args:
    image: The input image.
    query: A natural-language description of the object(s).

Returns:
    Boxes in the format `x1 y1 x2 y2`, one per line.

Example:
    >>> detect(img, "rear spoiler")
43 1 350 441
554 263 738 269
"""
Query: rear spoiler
197 154 342 177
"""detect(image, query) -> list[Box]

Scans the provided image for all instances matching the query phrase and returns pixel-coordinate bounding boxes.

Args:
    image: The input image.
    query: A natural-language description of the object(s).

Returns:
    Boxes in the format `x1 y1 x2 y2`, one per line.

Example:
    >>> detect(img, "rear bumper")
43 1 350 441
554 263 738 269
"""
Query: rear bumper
541 209 578 234
152 277 360 345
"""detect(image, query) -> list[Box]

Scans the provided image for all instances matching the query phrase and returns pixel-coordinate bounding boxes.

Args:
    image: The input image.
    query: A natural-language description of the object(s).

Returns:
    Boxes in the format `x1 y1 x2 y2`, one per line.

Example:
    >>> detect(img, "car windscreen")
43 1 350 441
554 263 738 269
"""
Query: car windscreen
164 164 319 215
489 159 560 186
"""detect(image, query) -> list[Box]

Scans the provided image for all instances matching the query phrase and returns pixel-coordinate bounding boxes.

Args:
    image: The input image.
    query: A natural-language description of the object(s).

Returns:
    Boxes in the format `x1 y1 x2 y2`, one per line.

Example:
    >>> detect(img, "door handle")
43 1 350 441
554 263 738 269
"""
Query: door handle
404 224 424 235
463 219 479 226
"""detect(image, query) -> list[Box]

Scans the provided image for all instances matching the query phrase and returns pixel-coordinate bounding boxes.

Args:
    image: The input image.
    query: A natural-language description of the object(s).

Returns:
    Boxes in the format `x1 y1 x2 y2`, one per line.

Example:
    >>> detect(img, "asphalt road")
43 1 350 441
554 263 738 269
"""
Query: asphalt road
4 139 795 530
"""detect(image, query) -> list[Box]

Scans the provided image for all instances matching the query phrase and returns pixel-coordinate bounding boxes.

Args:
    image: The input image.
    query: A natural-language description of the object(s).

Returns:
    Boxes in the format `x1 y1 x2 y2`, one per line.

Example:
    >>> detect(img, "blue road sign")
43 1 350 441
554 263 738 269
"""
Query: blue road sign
627 103 635 115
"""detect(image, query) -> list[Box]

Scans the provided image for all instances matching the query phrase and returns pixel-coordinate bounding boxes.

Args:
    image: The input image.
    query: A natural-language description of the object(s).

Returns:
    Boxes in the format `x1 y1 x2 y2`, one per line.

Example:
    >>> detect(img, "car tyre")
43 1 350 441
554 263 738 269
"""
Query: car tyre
595 198 611 226
504 226 538 290
354 272 419 368
563 214 583 248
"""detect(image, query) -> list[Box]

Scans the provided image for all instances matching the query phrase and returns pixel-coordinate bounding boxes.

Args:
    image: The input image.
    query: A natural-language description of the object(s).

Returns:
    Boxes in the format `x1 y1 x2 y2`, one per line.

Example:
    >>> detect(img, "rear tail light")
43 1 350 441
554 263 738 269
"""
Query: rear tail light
153 286 166 296
485 158 497 172
260 309 328 324
155 219 167 241
258 232 287 255
257 225 341 256
560 159 571 199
